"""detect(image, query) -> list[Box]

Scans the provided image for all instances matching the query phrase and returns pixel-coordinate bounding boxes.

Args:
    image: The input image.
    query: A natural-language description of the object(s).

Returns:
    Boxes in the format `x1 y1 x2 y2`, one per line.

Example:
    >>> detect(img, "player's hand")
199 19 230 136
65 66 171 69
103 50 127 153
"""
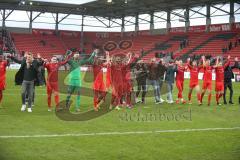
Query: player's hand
37 53 41 59
187 58 190 62
6 53 12 58
201 55 205 60
227 55 231 60
235 57 238 61
66 50 72 56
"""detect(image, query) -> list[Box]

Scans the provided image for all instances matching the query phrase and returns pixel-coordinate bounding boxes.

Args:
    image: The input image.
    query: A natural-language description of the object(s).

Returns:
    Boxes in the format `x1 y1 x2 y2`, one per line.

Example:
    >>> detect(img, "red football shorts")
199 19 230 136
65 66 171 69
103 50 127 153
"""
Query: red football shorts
203 81 212 90
93 80 106 92
176 80 184 91
47 82 59 93
215 82 224 92
189 82 198 89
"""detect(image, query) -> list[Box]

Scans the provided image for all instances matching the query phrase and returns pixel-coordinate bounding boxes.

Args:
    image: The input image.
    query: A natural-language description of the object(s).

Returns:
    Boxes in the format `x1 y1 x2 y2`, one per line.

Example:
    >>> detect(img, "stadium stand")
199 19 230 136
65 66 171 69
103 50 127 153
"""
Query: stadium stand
7 24 240 61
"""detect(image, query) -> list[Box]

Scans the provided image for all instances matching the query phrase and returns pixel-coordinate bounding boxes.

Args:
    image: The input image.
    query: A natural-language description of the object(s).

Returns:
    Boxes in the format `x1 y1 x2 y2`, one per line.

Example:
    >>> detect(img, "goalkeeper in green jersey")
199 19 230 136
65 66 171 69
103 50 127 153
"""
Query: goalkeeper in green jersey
66 49 98 112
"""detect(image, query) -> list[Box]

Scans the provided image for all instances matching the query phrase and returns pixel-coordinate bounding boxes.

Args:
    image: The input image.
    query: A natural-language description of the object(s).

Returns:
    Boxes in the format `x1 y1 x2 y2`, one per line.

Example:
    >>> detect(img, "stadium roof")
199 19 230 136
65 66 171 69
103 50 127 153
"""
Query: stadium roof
0 0 232 18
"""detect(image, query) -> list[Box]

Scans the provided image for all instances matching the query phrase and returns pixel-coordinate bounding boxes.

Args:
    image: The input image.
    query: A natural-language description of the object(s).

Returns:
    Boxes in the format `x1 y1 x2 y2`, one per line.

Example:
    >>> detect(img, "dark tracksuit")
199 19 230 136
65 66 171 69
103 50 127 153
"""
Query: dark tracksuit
135 63 148 102
157 62 167 94
223 61 239 104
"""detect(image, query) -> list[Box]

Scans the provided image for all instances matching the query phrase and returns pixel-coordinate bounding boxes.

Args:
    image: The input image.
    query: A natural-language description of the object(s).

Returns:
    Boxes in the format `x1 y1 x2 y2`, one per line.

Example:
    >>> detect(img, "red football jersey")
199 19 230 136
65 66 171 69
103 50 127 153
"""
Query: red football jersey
93 64 104 82
188 64 199 84
44 63 61 82
215 66 224 82
176 65 186 81
203 66 213 82
111 64 124 85
0 61 8 90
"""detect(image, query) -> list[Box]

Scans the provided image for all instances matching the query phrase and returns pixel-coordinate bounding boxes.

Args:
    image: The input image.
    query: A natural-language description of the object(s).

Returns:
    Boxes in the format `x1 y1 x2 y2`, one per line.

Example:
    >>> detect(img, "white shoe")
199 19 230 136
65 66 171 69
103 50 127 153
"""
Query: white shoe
21 105 26 111
160 98 165 102
27 108 32 113
168 101 174 104
135 98 141 103
48 108 52 112
115 106 121 110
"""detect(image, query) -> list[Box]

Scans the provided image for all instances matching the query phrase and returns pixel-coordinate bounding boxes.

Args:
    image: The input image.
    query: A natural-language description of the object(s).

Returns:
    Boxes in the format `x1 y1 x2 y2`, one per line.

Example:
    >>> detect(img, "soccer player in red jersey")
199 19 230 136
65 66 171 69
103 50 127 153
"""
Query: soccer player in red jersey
105 63 112 91
214 55 230 105
92 54 107 111
200 56 213 106
187 58 201 105
175 59 187 104
109 55 124 110
43 55 72 111
0 55 9 107
122 52 135 108
107 53 132 110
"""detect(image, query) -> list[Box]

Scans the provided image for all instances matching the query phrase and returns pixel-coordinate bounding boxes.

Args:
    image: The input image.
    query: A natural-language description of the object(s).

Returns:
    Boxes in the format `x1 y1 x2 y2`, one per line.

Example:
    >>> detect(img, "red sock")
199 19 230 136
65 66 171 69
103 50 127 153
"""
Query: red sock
54 94 59 107
197 93 201 101
47 94 52 108
0 90 3 103
188 92 192 101
208 94 212 105
178 91 183 99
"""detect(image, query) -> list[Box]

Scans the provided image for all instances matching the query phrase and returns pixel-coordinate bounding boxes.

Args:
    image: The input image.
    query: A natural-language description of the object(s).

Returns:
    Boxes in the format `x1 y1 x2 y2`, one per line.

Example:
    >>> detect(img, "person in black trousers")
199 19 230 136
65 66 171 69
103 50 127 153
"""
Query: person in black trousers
135 60 148 103
223 57 239 104
10 53 45 106
10 52 44 112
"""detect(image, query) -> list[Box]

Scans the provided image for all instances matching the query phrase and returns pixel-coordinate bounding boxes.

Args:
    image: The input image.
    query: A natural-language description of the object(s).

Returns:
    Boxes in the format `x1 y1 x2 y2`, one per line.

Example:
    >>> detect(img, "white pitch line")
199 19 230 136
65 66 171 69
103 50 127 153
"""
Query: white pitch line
0 127 240 139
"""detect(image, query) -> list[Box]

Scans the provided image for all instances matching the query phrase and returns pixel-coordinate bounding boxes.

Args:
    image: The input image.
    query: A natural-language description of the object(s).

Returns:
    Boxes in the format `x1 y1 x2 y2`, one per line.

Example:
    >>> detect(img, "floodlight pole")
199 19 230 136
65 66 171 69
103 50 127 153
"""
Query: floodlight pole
55 12 59 34
206 3 211 32
29 11 33 32
121 15 125 37
185 7 190 32
80 15 84 51
229 0 235 29
150 11 154 34
135 13 139 34
2 9 6 29
166 10 171 33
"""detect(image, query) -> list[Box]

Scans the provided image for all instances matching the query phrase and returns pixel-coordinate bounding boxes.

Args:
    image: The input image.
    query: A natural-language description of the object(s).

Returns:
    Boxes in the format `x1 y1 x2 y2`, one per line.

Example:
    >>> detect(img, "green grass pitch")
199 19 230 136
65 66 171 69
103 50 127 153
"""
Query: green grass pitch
0 70 240 160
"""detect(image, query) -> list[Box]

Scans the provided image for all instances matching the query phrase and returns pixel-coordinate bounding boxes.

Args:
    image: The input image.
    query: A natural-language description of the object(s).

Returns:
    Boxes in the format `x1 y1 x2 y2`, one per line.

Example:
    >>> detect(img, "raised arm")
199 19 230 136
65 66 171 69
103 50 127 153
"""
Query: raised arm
58 52 74 66
79 50 97 65
186 58 193 70
231 57 240 69
9 55 22 64
223 55 231 69
201 55 206 67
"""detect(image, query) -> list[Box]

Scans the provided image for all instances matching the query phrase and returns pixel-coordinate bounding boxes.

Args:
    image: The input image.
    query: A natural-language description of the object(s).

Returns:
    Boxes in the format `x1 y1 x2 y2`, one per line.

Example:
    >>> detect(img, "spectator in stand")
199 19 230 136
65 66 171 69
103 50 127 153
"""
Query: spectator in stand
222 45 227 54
140 48 144 57
228 41 232 51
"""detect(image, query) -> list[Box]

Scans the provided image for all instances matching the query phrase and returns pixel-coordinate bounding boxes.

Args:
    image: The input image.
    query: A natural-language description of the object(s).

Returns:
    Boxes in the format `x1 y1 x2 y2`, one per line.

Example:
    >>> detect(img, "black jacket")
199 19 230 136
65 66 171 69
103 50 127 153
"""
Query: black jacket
135 63 148 83
12 57 45 86
224 61 239 83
